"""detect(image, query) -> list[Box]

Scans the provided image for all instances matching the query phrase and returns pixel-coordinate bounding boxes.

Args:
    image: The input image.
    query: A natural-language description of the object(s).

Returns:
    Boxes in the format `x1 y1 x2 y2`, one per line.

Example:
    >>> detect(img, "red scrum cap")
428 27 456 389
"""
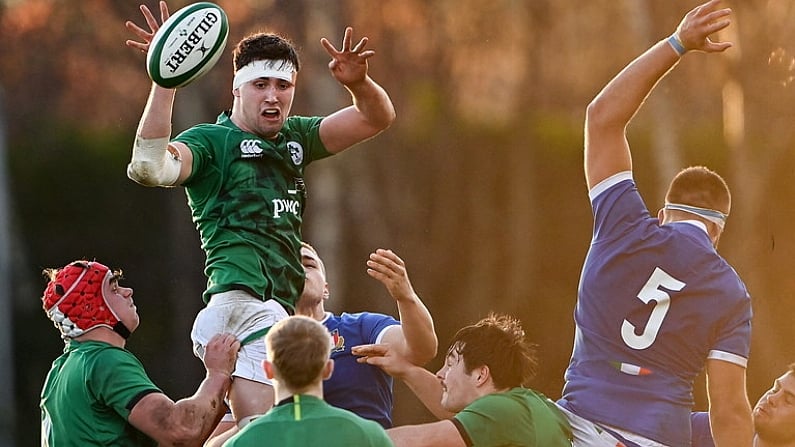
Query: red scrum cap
42 261 130 339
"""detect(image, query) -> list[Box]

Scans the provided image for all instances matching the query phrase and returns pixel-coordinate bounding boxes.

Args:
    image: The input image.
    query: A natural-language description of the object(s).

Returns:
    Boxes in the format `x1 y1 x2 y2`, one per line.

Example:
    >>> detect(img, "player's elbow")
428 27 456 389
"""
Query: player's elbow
407 339 438 367
382 107 396 129
139 403 210 446
157 427 203 446
710 398 752 434
711 399 752 424
128 136 181 187
127 161 160 187
367 100 396 133
585 97 609 132
423 340 439 364
127 161 155 186
585 93 627 136
127 158 180 187
415 347 437 367
365 111 395 137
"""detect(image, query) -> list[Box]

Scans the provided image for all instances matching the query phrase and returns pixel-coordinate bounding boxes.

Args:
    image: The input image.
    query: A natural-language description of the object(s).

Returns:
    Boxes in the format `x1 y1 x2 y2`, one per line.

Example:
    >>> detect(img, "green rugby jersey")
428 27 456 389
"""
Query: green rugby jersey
176 112 332 309
40 340 161 446
453 388 573 447
225 394 394 446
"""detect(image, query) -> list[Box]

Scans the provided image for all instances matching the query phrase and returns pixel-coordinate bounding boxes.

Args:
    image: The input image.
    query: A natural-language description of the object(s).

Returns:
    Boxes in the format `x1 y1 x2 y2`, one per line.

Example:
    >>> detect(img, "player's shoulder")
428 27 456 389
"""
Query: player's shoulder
73 339 130 356
469 388 529 408
282 115 323 134
87 343 141 368
70 342 146 385
339 311 385 319
176 120 234 140
285 114 323 125
175 122 247 162
337 311 396 326
589 171 634 201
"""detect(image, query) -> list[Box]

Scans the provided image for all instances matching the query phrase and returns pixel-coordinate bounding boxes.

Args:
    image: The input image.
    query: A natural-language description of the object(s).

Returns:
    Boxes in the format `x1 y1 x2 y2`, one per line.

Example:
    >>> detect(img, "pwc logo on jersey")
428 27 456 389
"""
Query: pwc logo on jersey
272 178 306 220
239 139 264 158
272 198 300 218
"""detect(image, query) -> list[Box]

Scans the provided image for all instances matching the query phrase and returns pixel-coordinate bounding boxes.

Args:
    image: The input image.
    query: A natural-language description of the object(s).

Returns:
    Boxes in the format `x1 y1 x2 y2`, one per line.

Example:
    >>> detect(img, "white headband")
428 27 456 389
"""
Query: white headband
664 203 728 229
233 59 296 89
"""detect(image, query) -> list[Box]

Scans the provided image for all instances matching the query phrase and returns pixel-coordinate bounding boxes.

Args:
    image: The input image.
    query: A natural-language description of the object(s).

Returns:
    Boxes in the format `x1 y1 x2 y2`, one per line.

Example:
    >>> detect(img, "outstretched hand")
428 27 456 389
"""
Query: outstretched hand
674 0 732 54
320 27 374 87
352 343 413 379
366 249 416 303
125 1 170 53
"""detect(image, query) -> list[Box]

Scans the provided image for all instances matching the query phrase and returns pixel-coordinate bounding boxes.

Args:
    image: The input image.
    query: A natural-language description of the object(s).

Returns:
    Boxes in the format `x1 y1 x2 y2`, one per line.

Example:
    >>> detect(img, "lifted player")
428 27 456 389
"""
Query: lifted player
124 0 395 431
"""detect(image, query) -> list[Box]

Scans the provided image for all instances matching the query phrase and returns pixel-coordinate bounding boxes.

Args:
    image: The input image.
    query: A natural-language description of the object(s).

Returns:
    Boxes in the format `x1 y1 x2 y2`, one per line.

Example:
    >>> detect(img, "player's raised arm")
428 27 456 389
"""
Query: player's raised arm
317 27 396 154
124 1 193 187
705 359 753 447
584 0 732 190
366 249 438 366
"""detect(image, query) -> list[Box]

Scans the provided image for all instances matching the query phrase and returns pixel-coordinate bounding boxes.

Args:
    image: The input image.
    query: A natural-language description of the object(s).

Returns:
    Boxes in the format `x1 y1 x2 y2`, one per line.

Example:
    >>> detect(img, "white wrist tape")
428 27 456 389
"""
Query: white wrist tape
127 135 181 186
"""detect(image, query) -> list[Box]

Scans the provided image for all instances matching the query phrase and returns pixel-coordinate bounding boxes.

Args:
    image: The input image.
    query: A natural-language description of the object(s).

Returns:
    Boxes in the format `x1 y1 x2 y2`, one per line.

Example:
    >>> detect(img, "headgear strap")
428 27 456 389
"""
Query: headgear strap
664 203 728 229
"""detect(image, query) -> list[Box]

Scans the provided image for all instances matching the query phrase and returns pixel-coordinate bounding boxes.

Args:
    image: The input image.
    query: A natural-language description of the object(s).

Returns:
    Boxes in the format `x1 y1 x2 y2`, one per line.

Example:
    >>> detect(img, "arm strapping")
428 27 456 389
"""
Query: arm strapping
127 135 181 187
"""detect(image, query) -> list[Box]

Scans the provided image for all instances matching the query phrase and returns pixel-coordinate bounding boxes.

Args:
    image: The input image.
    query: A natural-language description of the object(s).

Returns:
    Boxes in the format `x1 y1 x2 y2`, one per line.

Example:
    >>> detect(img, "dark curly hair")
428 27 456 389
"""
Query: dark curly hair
233 32 301 73
447 313 539 389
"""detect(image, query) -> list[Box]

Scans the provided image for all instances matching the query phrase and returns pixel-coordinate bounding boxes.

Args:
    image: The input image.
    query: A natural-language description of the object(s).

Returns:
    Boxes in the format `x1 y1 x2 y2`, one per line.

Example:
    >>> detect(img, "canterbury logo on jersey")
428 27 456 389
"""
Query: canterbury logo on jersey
272 199 300 218
239 139 264 158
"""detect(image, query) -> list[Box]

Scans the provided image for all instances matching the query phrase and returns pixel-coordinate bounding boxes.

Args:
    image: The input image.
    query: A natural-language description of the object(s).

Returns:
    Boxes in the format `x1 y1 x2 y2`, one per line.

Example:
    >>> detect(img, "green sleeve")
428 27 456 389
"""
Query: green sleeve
284 115 331 163
88 348 162 420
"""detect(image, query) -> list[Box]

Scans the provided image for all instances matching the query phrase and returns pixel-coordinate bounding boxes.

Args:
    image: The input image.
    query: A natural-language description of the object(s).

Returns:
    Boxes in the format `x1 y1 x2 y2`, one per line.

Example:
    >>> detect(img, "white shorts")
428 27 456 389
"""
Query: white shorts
554 403 670 447
191 290 289 384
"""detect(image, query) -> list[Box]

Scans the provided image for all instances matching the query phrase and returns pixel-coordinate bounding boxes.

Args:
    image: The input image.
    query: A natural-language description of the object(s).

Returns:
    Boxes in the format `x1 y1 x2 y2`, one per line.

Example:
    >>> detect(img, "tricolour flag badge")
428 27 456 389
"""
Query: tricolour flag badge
610 361 653 376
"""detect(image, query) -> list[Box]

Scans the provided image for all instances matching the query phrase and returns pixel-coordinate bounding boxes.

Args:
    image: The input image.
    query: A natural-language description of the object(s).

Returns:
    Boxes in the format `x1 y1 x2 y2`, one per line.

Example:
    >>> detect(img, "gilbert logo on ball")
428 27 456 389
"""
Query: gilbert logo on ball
146 2 229 89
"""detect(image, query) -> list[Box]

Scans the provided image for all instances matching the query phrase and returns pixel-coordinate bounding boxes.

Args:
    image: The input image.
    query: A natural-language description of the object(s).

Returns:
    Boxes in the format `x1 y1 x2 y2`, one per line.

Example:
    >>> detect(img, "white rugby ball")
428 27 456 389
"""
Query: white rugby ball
146 2 229 89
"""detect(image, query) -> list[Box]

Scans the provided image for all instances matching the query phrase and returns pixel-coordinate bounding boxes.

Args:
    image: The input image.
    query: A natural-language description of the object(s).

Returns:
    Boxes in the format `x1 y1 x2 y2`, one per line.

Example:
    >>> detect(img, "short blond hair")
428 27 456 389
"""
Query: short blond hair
266 315 331 390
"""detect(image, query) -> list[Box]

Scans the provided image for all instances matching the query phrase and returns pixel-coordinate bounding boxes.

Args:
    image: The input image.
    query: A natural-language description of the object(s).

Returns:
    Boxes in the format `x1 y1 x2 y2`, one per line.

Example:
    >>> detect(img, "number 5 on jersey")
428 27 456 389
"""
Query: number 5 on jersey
621 267 685 350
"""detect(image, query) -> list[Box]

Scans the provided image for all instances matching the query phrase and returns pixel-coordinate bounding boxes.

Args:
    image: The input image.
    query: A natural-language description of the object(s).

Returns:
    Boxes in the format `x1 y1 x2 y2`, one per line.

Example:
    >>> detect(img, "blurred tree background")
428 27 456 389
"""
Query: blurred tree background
2 0 795 444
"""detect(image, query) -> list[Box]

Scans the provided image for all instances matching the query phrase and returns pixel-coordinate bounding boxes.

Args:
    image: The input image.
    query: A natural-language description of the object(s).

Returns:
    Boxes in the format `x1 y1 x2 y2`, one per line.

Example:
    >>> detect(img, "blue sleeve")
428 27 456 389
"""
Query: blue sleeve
357 312 400 343
710 285 752 361
691 412 715 447
591 178 654 244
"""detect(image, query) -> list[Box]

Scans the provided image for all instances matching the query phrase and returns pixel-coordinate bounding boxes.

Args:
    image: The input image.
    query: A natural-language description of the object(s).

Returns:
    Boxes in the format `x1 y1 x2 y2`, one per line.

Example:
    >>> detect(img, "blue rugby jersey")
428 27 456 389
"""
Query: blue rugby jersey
559 172 751 447
321 311 400 428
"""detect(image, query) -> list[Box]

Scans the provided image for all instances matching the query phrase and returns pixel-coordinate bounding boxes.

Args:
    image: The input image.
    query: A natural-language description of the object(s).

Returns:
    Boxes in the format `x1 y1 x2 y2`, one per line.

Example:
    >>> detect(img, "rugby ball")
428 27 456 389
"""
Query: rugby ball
146 2 229 89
